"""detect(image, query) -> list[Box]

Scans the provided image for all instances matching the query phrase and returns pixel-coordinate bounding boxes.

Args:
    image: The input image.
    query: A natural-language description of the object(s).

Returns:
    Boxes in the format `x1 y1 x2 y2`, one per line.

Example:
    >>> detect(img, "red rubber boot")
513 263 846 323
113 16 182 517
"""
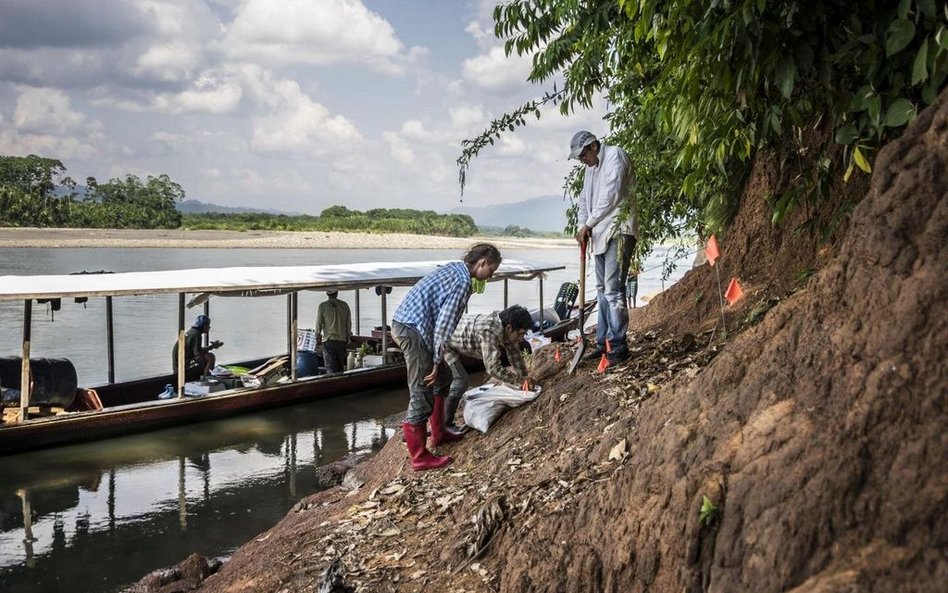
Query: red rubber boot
403 421 451 471
429 394 464 447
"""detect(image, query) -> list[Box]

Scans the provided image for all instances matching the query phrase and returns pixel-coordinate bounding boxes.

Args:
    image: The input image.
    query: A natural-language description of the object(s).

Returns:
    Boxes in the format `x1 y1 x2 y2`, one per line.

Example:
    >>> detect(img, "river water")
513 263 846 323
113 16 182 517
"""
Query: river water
0 246 690 593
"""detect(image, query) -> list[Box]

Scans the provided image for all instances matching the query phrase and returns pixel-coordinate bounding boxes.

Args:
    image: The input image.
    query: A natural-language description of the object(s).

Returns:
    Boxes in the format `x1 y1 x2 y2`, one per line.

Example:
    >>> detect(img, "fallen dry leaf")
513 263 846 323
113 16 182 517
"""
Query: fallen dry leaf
608 438 628 461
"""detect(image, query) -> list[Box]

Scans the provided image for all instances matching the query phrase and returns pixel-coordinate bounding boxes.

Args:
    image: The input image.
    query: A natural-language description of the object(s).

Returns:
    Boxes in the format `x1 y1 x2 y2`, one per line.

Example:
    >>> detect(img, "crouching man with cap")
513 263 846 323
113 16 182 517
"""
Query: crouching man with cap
443 304 536 430
171 314 223 380
569 130 637 371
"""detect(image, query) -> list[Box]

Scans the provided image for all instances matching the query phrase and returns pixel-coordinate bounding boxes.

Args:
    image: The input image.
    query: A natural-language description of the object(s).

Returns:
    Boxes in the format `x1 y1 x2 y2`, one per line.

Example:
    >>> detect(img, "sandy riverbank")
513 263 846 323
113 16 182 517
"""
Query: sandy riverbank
0 227 574 250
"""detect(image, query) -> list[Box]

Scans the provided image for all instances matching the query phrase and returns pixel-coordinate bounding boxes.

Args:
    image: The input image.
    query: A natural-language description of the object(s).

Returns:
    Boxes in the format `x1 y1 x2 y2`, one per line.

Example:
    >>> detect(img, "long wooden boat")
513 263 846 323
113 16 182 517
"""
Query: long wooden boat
0 259 563 455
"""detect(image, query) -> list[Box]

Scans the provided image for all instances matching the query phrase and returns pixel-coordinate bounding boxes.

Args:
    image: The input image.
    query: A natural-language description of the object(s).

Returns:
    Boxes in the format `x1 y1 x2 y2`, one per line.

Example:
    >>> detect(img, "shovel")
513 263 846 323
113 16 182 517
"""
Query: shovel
567 239 588 375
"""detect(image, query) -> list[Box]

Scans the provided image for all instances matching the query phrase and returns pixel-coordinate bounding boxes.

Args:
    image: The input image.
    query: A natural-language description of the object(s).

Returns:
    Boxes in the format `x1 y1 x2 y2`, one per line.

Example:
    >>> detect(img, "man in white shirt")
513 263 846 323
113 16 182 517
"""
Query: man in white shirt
570 130 637 370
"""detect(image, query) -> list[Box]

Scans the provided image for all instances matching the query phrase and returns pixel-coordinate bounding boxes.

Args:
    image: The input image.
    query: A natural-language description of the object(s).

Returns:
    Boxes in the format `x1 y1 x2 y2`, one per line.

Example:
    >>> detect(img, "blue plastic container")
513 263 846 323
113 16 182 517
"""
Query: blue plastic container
295 350 323 378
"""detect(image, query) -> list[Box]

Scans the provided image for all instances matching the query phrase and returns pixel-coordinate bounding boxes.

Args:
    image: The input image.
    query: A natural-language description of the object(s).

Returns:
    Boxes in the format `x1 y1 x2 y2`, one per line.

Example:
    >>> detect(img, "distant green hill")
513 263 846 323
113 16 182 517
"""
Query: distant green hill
182 205 478 237
176 199 299 216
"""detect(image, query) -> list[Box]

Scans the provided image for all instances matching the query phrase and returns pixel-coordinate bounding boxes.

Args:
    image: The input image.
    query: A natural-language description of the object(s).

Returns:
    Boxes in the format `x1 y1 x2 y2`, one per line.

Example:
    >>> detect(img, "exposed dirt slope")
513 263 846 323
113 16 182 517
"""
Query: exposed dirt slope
145 92 947 593
497 91 948 592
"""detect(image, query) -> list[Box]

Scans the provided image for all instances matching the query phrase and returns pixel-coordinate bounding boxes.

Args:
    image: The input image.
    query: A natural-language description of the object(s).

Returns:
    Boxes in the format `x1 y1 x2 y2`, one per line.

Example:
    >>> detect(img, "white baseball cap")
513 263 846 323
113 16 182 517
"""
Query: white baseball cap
568 130 597 159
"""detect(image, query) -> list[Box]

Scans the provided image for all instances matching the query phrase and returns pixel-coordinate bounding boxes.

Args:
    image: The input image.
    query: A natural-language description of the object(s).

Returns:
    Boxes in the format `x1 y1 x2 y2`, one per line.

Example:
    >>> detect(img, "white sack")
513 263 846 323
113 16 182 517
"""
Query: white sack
462 383 542 433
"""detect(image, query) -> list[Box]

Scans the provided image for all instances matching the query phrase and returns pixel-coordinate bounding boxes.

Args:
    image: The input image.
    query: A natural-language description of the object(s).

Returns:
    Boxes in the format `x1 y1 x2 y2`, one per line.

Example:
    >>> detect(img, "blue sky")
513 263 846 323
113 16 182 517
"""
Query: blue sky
0 0 608 214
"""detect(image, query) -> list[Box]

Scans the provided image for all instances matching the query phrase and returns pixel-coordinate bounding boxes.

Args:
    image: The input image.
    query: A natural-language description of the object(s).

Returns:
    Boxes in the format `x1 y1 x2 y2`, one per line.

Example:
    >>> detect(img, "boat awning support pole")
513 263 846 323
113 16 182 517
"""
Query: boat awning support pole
177 293 185 398
203 300 210 348
289 293 298 381
106 296 115 384
380 287 388 363
20 299 31 423
354 289 360 336
503 279 509 309
538 276 544 326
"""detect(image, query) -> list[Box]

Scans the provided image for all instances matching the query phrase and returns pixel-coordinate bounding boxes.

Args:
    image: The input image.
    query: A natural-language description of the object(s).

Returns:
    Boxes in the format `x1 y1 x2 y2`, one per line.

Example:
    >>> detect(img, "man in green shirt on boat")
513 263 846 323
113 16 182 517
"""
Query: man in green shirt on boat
315 291 352 374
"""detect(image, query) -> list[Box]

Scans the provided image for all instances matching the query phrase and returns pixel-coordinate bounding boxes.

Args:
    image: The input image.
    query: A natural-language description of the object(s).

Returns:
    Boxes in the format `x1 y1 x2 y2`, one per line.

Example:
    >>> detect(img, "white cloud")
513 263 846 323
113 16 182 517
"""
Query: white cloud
133 0 189 36
13 87 91 134
400 119 428 141
383 131 414 165
92 69 243 114
461 46 534 94
0 87 103 159
220 0 417 75
448 104 489 134
243 67 362 155
464 20 490 42
152 71 243 114
0 133 99 160
126 0 221 84
496 134 527 156
132 42 203 82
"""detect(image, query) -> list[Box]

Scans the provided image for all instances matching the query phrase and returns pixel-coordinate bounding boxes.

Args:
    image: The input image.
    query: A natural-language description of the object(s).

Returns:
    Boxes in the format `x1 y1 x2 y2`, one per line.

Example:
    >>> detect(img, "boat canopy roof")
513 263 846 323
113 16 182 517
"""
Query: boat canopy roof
0 259 564 302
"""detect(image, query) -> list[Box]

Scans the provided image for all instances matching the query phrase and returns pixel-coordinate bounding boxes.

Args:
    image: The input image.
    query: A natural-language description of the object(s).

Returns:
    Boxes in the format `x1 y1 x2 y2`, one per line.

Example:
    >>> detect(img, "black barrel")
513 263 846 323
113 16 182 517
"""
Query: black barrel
0 357 78 408
295 350 323 378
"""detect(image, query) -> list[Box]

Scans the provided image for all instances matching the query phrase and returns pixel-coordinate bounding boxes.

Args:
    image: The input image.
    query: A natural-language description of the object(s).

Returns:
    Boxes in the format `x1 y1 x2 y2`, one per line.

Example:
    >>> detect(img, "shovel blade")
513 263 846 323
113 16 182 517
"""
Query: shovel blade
567 337 586 375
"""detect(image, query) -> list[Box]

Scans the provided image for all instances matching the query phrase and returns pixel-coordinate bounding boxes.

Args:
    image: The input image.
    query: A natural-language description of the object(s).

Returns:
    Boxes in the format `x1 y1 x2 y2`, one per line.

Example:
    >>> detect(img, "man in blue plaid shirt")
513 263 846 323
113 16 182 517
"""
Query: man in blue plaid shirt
392 243 502 471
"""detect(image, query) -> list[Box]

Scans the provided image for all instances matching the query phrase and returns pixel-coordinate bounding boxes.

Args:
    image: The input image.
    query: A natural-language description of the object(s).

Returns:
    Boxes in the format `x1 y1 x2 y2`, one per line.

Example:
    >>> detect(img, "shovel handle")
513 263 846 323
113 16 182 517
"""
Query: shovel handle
567 239 589 375
578 239 587 316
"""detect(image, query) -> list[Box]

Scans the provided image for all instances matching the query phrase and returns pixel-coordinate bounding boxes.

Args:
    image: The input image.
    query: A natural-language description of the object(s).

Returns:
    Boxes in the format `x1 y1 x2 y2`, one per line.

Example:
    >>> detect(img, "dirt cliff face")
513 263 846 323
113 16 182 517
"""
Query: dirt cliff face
496 89 948 592
170 91 946 593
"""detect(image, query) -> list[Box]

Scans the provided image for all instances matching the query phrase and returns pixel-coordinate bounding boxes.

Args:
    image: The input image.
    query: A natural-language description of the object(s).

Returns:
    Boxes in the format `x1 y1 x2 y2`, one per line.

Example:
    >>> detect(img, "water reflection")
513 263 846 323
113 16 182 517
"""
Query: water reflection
0 386 408 593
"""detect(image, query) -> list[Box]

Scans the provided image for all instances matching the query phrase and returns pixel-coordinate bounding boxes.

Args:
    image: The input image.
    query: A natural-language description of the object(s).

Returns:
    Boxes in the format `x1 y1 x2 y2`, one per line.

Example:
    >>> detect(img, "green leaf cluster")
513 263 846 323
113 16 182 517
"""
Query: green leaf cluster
0 155 183 228
462 0 948 258
700 495 719 526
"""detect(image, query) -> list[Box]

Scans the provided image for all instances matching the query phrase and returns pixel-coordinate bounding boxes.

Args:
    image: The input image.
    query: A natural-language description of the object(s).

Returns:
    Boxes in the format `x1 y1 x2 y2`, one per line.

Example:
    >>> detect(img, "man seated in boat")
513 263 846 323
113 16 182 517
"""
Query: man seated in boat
171 314 222 380
443 304 536 430
314 291 352 374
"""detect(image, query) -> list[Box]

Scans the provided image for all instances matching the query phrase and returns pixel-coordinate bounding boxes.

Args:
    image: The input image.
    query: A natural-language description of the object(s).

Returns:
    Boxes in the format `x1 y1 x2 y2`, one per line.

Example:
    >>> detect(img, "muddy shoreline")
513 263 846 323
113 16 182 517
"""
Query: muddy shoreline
0 227 573 250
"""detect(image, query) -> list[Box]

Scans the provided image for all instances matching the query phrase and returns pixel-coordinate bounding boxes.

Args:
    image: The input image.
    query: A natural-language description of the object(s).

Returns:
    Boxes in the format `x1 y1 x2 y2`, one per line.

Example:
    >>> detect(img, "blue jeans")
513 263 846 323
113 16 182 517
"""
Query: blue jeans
392 321 451 425
594 235 635 356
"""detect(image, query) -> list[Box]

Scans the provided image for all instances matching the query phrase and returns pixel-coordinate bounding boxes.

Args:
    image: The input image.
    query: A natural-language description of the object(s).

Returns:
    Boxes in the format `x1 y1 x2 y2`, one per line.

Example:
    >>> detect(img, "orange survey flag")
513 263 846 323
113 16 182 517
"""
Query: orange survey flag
597 354 609 373
705 235 720 267
725 277 744 305
554 345 561 362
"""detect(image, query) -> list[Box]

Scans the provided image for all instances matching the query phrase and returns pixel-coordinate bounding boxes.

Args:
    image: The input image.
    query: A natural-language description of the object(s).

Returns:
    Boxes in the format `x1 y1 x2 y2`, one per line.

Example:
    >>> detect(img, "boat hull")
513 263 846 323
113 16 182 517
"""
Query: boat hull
0 364 406 455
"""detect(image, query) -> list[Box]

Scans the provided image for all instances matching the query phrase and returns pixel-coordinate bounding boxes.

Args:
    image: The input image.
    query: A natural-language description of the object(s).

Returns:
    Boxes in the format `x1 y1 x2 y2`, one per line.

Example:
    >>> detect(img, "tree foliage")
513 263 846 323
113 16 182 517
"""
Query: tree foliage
91 174 184 228
0 155 184 228
184 207 479 237
0 154 69 197
461 0 948 258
